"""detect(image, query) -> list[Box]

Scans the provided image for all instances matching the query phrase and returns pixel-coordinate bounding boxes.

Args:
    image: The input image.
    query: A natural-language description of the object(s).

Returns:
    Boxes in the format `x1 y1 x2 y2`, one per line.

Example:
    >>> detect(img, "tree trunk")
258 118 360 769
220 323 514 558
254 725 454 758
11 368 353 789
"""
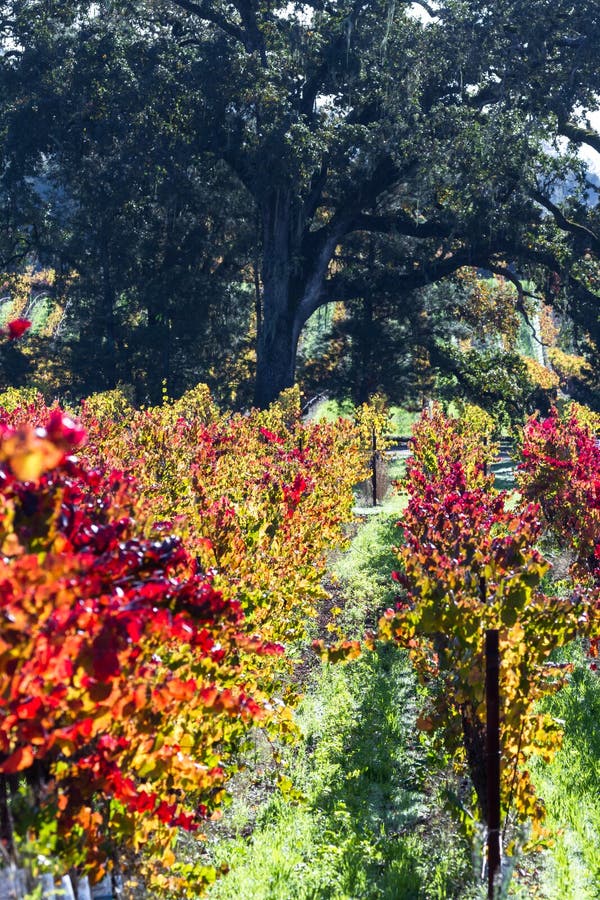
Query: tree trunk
252 187 345 408
253 189 300 408
254 311 299 408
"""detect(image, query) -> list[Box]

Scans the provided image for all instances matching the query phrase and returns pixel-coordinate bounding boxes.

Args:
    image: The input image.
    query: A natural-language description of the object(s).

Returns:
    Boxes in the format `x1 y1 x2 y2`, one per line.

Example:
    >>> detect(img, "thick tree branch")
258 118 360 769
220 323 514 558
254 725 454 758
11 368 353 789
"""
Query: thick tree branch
300 56 336 118
232 0 267 61
531 188 600 252
558 120 600 155
354 211 453 239
502 243 600 344
300 154 401 260
464 81 505 110
301 159 329 226
319 243 491 308
169 0 260 54
298 0 372 116
295 207 355 326
485 263 546 346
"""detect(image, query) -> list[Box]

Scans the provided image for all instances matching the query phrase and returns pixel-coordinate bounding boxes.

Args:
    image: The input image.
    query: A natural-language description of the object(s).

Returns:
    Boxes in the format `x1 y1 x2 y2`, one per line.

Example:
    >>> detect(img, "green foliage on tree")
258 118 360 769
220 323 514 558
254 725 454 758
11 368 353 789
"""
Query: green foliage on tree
1 0 600 404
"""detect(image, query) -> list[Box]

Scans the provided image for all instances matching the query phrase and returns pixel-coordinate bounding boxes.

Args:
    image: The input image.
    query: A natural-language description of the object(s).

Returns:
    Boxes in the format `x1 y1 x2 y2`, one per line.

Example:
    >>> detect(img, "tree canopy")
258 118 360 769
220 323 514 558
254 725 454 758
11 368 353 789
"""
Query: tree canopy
1 0 599 405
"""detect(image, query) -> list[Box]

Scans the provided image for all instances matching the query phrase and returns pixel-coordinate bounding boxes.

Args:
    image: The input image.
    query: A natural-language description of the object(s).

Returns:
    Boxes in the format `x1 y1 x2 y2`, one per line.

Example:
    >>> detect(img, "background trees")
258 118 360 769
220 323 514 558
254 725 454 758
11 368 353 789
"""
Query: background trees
1 3 256 402
0 0 599 406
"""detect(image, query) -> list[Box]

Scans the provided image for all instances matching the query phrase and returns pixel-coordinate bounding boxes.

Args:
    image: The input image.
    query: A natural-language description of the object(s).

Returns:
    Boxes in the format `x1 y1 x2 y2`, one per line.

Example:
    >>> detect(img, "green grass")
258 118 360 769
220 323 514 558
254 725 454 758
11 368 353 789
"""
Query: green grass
204 647 474 900
388 407 420 436
531 643 600 899
332 511 402 636
309 399 355 422
307 399 419 439
353 450 407 516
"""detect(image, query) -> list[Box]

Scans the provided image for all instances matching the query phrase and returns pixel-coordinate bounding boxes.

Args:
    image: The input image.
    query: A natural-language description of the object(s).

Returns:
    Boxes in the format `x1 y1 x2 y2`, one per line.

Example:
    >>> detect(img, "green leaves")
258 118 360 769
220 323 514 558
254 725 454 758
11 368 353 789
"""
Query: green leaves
3 0 600 405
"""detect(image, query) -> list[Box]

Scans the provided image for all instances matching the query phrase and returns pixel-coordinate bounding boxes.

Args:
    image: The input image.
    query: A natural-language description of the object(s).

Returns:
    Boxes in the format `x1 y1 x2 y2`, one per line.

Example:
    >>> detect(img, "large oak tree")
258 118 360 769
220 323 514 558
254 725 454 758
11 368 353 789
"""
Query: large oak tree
2 0 600 405
156 0 600 405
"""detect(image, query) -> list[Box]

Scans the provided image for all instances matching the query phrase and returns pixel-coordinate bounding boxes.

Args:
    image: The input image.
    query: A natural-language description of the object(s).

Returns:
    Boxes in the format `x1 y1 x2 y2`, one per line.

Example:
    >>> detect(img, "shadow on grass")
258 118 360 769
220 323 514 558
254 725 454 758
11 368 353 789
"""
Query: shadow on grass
299 644 473 899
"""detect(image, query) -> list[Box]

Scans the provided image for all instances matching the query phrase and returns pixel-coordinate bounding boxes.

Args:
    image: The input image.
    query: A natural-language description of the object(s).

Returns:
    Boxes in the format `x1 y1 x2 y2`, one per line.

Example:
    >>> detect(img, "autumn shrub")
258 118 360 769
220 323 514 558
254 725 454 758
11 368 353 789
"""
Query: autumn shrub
0 410 286 895
0 385 44 413
0 383 364 676
406 402 497 492
563 400 600 434
379 407 597 833
518 407 600 574
353 393 393 456
522 357 560 392
0 378 365 892
76 385 364 648
517 407 600 650
0 385 363 649
547 347 591 383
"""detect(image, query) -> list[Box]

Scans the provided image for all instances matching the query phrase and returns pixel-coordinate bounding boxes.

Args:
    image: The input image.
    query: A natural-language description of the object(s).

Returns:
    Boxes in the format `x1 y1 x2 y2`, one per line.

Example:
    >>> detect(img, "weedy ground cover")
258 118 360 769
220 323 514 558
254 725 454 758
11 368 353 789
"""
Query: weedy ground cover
532 641 600 899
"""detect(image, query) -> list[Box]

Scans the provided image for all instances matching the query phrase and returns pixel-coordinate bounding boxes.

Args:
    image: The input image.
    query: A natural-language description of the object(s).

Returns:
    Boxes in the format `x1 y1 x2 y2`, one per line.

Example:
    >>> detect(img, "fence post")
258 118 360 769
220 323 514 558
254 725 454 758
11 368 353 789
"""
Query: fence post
371 427 378 507
77 876 93 900
0 775 14 860
485 628 501 899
